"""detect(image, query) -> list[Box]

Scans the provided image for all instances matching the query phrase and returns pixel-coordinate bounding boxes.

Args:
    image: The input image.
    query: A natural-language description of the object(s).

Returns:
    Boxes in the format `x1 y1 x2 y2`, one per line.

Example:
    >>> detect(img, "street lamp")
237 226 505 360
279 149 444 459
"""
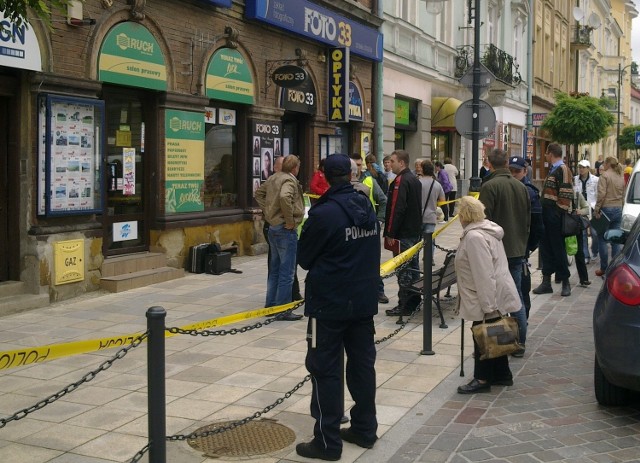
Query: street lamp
617 62 633 159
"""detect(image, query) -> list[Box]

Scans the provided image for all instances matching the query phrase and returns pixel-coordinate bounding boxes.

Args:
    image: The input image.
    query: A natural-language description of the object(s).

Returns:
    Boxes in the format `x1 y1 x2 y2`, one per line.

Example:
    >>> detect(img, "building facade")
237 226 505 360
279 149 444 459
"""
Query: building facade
0 0 381 300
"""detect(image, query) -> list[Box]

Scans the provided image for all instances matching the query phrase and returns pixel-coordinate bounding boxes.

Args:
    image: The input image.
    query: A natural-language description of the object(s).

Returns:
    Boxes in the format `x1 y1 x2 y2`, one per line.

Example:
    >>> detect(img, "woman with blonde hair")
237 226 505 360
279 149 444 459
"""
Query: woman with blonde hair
455 196 522 394
594 156 625 277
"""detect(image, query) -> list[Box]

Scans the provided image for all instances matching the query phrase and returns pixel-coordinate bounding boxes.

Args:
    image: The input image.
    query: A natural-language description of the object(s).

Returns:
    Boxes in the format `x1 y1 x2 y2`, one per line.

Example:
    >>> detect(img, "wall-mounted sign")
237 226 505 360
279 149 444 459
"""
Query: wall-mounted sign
271 65 307 88
532 113 547 128
0 11 42 71
349 81 363 121
113 221 138 242
53 239 84 285
328 47 349 123
206 48 254 104
205 107 216 124
251 120 282 184
98 22 167 90
394 97 418 131
197 0 232 6
280 77 317 114
218 108 236 125
246 0 383 62
164 109 205 213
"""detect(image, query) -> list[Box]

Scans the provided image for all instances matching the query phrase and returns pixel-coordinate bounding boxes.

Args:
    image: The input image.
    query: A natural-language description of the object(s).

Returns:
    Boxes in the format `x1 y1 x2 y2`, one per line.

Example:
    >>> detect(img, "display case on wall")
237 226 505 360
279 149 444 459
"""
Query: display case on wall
38 95 104 216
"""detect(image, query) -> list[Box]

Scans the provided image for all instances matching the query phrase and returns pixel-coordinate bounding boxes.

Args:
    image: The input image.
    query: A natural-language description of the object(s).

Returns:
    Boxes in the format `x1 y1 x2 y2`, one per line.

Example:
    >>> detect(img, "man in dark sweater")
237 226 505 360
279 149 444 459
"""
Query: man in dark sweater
533 142 575 296
383 150 423 317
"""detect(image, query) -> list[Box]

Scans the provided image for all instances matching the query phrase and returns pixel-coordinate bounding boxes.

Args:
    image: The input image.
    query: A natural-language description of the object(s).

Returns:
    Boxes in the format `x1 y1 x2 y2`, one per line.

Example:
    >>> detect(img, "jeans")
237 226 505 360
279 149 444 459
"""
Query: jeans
507 256 527 346
597 207 623 271
266 224 298 307
583 224 599 259
590 225 599 257
396 236 420 308
264 223 301 299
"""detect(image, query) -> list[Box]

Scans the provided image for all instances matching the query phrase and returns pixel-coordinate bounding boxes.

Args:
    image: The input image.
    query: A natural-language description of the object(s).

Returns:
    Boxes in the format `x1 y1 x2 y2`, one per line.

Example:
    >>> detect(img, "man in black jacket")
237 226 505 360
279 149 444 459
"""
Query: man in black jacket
296 154 380 461
384 150 423 316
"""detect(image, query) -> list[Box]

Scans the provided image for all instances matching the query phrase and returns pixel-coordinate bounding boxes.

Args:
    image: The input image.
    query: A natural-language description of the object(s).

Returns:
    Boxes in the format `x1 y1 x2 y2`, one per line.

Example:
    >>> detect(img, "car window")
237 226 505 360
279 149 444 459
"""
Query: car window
628 173 640 204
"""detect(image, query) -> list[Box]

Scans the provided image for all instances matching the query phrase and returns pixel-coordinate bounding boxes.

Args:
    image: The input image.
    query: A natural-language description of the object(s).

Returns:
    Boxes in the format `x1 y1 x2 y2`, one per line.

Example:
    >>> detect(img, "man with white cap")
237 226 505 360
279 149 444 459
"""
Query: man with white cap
574 159 599 263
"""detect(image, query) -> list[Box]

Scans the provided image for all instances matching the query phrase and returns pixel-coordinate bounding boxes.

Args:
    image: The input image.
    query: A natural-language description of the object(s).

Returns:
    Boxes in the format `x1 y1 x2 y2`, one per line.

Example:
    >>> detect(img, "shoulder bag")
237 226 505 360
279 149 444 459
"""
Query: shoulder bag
561 194 589 237
471 313 522 361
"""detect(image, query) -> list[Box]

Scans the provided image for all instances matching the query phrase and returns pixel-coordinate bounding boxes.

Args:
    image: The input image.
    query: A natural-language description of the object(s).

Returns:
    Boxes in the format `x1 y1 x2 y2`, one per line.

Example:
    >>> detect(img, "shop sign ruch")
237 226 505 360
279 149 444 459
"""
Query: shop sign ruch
98 22 167 90
164 110 205 213
246 0 383 62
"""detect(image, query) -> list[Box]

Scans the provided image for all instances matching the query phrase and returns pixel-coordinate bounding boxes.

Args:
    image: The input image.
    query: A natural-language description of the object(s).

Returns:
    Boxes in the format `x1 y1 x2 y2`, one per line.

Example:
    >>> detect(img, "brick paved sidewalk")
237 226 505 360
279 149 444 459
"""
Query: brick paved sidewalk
378 282 640 463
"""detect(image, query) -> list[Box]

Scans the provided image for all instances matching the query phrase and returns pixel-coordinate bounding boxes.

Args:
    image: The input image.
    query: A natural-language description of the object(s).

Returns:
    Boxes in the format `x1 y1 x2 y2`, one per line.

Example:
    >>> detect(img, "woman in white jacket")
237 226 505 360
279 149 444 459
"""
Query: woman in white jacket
456 196 522 394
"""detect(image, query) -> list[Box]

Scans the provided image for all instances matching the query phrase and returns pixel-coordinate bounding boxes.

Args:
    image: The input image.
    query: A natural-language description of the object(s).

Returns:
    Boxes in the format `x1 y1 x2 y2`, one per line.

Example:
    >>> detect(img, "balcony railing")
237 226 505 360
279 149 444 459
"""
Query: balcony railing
454 44 522 87
571 25 593 48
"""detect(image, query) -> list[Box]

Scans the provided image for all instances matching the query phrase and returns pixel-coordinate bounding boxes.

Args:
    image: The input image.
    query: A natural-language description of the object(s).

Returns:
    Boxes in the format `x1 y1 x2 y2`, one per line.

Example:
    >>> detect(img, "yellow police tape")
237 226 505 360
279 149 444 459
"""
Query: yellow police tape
0 193 479 371
0 301 300 371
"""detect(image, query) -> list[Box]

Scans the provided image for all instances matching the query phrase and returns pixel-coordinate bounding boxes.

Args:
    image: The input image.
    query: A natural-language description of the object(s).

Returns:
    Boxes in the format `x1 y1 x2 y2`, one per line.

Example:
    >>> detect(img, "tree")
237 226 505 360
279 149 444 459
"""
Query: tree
541 92 615 145
1 0 72 28
619 125 640 162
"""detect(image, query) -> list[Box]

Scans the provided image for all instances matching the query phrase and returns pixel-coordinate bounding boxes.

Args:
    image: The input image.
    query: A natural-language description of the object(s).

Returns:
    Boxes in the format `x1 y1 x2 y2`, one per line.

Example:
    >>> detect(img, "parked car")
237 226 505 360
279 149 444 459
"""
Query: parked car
593 214 640 405
621 159 640 232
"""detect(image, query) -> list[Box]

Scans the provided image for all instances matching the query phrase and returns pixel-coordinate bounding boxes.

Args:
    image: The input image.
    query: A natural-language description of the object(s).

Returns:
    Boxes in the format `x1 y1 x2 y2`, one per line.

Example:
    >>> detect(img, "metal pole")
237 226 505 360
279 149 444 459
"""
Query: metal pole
617 62 622 160
469 0 482 192
147 306 167 463
421 231 435 355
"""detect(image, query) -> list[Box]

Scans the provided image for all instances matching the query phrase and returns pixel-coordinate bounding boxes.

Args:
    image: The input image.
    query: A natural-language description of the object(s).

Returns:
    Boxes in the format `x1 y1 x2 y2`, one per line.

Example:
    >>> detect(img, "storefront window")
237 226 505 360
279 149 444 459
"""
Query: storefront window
204 124 237 209
431 133 450 161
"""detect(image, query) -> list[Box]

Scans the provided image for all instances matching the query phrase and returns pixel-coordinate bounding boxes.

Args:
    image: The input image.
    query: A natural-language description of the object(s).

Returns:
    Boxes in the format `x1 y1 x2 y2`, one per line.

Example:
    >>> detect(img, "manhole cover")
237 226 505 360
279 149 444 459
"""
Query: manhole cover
187 419 296 458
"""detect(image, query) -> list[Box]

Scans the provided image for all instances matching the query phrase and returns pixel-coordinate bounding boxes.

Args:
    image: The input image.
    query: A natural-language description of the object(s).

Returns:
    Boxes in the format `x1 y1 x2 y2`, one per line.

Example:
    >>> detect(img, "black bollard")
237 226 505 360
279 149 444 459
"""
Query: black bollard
421 231 435 355
147 306 167 463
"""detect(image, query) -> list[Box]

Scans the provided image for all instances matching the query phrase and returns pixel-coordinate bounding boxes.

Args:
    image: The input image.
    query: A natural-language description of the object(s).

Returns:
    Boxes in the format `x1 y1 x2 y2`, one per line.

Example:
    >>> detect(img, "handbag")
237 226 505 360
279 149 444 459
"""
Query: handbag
561 195 589 237
565 235 578 256
471 313 522 361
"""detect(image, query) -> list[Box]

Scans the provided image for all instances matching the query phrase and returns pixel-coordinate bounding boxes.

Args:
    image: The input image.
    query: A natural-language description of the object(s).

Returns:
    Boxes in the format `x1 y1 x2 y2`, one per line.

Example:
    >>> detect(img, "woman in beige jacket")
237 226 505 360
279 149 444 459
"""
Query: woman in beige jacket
456 196 522 394
594 156 625 276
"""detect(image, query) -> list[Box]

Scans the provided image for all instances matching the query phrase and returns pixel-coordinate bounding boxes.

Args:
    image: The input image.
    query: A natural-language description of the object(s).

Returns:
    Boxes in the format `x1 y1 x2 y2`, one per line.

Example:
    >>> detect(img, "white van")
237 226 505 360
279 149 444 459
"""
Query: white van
621 159 640 231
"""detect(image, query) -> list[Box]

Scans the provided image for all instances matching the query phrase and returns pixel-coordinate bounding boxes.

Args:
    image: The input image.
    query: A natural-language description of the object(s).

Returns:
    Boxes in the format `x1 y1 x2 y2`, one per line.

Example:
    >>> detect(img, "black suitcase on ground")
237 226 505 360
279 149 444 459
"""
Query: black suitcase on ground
205 251 231 275
187 244 209 273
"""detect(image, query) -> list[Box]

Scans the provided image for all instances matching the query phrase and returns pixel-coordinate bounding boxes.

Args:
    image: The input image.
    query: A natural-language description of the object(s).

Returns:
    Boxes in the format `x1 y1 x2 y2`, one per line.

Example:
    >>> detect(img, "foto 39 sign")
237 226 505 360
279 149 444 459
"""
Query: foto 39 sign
328 47 349 123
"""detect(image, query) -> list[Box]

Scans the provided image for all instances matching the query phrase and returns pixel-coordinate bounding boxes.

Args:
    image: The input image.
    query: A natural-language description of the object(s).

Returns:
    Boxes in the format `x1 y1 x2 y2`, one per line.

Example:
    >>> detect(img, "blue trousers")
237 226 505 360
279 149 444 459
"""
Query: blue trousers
507 256 527 346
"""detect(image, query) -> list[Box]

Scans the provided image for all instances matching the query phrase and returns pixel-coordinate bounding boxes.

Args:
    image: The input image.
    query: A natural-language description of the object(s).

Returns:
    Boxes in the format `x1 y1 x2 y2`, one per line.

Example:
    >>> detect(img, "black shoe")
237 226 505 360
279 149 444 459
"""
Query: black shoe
561 280 571 297
579 280 591 287
295 441 340 461
278 311 303 321
340 428 377 449
377 293 389 304
511 347 525 358
554 276 561 284
385 306 412 316
492 377 514 386
457 378 490 394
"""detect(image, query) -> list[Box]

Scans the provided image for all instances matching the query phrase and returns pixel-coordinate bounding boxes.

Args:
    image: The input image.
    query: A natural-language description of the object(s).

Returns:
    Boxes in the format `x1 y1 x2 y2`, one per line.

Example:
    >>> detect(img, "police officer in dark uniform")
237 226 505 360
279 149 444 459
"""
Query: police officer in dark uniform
296 154 380 461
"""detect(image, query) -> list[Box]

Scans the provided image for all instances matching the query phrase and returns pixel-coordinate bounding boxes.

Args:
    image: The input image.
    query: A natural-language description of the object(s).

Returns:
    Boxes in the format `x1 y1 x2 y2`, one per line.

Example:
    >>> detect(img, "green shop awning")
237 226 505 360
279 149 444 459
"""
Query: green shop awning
206 48 254 104
98 22 167 91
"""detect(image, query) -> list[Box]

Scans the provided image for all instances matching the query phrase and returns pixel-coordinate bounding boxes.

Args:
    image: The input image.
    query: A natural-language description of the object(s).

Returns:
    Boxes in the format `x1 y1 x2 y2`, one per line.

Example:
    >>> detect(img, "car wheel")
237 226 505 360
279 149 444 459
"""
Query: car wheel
594 356 629 406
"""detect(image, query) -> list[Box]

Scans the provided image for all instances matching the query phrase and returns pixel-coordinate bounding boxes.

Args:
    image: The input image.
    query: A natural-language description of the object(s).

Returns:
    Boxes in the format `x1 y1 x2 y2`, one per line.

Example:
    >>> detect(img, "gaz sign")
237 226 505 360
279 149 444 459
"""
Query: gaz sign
328 47 349 123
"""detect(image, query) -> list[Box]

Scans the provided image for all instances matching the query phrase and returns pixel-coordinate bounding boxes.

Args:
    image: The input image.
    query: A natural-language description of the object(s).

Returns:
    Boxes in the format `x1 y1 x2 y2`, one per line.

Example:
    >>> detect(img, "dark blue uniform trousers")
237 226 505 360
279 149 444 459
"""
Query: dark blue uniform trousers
305 316 378 455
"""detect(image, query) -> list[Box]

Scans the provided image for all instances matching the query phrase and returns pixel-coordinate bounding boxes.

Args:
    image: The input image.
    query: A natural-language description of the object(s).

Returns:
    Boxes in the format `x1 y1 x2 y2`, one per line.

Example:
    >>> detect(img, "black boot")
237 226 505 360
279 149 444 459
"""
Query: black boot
532 275 553 294
561 279 571 297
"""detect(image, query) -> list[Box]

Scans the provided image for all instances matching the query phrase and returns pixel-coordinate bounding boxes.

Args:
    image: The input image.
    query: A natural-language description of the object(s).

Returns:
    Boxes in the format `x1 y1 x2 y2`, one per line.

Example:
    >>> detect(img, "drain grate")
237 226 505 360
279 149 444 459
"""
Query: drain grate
187 419 296 458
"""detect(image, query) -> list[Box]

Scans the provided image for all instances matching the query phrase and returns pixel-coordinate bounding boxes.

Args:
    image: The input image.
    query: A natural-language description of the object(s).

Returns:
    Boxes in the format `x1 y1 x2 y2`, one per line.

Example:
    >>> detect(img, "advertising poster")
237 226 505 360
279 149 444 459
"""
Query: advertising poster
39 96 103 215
165 109 205 213
123 148 136 196
251 120 282 185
